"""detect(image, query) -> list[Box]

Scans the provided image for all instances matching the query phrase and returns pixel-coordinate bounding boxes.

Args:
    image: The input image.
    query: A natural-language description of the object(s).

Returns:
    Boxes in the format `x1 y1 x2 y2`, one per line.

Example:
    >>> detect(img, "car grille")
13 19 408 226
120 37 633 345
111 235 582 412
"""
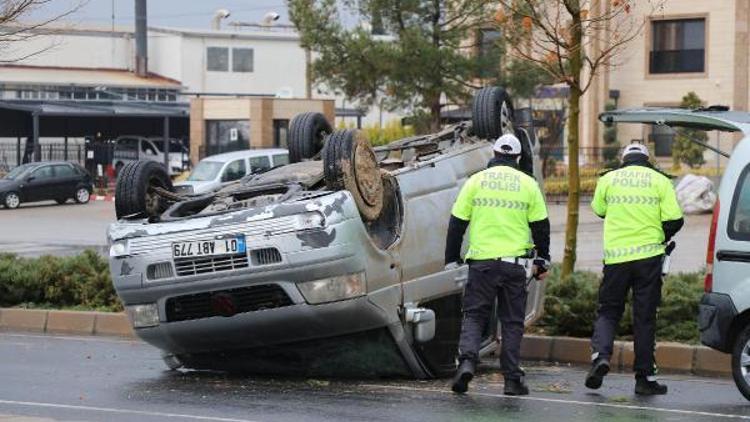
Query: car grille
250 247 283 266
147 262 174 280
165 284 293 322
127 215 300 256
174 254 249 277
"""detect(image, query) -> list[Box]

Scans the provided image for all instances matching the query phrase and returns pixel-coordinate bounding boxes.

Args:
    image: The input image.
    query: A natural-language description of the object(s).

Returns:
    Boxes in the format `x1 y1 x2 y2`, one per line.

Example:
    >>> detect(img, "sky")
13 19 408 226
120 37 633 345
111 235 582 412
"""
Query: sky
27 0 292 30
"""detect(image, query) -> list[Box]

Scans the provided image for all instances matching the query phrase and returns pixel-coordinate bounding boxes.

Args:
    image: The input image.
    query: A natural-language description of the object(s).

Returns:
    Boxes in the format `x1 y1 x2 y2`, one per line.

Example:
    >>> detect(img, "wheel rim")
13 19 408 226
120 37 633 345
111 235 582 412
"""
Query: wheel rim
741 339 750 383
76 189 89 203
500 100 514 135
352 142 382 207
6 193 19 208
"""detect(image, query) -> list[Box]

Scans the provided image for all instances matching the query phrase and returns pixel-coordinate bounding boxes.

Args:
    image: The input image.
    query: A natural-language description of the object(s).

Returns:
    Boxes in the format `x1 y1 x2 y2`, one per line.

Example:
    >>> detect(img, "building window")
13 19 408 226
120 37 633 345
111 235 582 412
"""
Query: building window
232 48 254 73
477 29 502 78
273 119 289 148
207 47 229 72
650 18 705 74
205 120 250 156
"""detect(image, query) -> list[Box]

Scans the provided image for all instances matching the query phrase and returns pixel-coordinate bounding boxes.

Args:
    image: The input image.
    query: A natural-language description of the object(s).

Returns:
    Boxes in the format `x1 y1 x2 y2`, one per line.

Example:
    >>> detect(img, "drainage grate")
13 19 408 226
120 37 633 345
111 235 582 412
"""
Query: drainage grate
147 262 174 280
250 248 283 266
165 284 293 322
174 254 249 277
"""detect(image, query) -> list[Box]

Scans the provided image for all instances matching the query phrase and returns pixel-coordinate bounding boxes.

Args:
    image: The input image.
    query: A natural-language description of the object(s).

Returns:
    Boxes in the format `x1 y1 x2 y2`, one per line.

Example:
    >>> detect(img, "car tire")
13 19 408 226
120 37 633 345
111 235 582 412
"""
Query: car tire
3 192 20 209
289 112 332 163
55 198 67 205
114 162 124 177
732 323 750 401
323 129 384 221
115 161 173 220
472 86 515 140
74 187 90 204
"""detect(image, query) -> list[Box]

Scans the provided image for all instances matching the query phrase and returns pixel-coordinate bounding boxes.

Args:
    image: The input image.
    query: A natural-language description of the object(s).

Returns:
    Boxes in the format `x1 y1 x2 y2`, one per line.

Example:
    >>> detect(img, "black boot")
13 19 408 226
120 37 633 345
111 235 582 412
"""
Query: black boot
451 360 476 394
635 377 668 395
585 358 610 390
503 378 529 396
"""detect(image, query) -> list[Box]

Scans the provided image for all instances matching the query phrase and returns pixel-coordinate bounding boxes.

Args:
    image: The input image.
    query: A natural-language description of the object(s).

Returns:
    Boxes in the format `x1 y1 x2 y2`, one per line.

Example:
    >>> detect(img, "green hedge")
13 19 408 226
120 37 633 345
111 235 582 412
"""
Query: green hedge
0 250 121 312
539 266 704 343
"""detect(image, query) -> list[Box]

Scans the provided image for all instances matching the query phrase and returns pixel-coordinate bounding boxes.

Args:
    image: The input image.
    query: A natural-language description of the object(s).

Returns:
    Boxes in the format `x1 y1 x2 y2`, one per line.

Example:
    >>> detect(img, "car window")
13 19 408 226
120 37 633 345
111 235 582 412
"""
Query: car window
272 153 289 166
31 166 54 179
187 161 223 182
249 156 271 173
141 141 158 156
222 159 246 182
729 166 750 240
4 163 35 180
53 164 76 177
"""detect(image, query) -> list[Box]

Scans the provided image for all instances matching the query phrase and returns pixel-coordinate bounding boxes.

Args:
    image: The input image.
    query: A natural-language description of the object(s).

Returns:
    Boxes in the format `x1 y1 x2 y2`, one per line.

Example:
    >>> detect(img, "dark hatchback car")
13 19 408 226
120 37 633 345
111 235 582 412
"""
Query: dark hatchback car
1 161 93 209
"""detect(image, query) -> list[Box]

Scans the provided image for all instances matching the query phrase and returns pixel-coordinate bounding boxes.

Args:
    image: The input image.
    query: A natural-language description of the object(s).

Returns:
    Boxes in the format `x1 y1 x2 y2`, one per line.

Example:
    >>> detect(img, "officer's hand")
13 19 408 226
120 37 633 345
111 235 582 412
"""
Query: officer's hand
533 259 550 280
444 262 460 271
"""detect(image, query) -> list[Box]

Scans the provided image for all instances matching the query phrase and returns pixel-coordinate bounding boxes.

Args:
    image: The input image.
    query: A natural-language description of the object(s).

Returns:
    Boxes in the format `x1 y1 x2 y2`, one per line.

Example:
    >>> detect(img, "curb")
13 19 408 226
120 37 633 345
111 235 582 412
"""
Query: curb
91 195 115 202
0 308 135 339
0 308 732 376
521 335 731 377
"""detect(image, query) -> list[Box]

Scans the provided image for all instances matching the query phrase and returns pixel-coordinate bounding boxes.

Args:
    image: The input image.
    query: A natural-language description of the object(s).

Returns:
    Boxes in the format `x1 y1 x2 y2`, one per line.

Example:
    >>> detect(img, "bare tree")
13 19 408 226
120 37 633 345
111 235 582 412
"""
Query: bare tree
496 0 663 278
0 0 84 63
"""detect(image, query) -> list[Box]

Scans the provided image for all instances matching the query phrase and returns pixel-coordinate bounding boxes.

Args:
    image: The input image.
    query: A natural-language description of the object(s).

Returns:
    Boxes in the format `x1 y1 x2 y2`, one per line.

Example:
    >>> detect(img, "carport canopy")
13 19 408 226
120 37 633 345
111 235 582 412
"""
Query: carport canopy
0 99 189 163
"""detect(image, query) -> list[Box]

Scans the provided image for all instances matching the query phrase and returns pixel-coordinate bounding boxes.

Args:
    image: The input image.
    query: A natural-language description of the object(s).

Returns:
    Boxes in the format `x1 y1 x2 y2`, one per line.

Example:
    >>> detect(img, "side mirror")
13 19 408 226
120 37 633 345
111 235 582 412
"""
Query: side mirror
405 307 436 343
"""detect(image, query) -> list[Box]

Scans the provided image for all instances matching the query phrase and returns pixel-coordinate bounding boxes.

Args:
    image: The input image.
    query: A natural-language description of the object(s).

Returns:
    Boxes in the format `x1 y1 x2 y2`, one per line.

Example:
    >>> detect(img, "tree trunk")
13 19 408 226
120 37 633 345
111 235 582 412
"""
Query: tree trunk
561 85 582 278
561 0 584 279
430 97 442 132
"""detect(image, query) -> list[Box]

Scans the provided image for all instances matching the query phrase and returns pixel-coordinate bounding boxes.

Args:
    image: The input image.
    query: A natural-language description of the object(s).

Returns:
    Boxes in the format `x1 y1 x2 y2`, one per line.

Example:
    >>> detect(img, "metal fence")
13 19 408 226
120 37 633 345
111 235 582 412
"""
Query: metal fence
539 146 616 178
0 142 86 173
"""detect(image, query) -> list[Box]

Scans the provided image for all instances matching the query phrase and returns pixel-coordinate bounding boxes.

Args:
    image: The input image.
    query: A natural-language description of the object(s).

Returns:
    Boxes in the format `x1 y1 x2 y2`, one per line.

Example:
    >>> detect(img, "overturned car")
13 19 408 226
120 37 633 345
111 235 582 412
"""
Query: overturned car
107 87 546 378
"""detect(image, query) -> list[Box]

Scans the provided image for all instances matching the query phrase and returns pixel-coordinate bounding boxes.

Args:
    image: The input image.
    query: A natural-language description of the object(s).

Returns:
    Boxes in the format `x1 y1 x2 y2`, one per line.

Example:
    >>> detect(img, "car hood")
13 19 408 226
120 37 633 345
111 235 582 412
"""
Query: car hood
0 179 16 192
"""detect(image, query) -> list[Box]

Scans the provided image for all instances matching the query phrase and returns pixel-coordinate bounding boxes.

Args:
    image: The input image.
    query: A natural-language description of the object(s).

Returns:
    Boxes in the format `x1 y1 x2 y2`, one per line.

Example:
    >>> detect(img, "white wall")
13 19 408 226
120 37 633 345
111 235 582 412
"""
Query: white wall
7 32 133 70
148 31 183 81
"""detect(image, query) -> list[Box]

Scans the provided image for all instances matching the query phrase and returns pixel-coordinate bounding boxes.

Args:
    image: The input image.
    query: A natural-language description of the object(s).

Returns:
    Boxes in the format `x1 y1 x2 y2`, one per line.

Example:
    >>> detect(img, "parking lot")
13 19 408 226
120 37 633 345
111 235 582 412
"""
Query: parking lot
0 200 711 273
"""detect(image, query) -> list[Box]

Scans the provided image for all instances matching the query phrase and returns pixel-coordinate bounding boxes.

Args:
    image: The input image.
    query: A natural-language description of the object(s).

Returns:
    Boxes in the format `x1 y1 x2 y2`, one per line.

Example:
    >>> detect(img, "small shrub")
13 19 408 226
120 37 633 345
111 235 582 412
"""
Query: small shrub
0 251 121 311
539 266 704 343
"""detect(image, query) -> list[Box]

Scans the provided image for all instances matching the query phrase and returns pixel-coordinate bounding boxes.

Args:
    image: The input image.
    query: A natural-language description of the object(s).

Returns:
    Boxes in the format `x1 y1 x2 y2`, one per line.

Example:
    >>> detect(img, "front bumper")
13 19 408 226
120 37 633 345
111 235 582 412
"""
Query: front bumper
699 292 737 353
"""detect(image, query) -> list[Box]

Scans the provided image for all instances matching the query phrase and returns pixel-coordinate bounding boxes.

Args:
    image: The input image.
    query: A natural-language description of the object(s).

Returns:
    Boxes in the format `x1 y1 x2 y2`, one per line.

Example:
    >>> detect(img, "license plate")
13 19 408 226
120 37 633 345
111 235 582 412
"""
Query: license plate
172 236 246 258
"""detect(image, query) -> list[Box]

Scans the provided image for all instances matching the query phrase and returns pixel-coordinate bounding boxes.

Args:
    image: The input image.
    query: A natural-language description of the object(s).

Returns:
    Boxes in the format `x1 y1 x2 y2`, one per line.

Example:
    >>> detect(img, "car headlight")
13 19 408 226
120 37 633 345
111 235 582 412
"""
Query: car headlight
109 240 130 257
297 272 366 304
125 303 160 328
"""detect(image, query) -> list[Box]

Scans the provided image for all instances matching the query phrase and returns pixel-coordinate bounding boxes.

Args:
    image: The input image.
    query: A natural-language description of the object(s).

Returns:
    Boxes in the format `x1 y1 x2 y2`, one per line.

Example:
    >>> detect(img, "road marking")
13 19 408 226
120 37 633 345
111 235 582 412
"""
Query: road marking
0 333 138 345
363 384 750 420
0 399 259 422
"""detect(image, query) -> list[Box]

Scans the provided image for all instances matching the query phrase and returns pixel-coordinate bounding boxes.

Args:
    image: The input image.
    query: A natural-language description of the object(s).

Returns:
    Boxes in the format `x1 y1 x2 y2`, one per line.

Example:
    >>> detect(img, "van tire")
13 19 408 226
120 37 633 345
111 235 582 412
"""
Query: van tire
472 86 514 140
289 112 332 163
323 129 384 221
115 161 173 220
732 323 750 401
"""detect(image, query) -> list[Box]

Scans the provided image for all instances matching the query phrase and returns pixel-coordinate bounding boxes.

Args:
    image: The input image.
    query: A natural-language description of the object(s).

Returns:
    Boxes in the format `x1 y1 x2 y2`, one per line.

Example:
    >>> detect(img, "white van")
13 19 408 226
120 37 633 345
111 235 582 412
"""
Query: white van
174 149 289 195
112 136 190 176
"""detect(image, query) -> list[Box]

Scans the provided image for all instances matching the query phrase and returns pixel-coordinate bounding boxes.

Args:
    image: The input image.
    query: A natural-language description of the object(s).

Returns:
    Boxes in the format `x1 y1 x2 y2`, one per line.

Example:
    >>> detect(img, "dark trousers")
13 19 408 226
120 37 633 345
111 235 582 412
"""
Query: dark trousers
591 255 663 377
458 259 527 379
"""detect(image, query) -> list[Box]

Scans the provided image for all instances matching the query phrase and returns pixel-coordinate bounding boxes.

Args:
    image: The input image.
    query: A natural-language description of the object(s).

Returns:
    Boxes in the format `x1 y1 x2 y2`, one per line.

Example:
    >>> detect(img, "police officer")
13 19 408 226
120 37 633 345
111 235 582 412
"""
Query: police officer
586 142 684 395
445 133 550 395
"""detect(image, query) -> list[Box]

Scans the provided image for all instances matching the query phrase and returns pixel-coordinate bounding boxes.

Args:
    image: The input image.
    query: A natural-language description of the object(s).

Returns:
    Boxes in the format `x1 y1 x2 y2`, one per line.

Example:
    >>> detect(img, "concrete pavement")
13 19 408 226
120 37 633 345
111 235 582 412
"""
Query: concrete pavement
0 332 747 421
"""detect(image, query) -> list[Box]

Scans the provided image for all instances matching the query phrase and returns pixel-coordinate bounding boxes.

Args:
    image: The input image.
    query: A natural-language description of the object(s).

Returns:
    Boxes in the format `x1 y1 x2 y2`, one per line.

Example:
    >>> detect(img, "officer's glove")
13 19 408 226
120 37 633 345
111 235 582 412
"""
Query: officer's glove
444 261 461 271
532 259 550 280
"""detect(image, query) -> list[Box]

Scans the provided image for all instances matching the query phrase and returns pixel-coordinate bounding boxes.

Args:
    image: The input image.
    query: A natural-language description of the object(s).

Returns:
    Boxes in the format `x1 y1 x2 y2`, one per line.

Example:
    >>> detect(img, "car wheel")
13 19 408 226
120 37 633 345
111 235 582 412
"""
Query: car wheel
289 112 332 163
472 86 514 140
323 129 384 221
115 161 173 220
733 324 750 401
74 187 90 204
3 192 20 209
55 198 68 205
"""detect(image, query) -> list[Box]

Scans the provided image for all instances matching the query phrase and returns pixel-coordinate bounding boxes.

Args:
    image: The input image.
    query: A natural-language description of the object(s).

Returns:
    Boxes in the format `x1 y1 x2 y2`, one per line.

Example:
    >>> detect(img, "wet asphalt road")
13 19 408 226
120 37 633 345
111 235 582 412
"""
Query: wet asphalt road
0 332 748 421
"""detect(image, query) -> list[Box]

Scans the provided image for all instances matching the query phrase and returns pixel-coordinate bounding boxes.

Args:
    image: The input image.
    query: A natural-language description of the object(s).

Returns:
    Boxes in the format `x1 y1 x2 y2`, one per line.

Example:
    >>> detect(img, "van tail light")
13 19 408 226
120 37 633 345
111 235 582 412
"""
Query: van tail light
705 200 720 293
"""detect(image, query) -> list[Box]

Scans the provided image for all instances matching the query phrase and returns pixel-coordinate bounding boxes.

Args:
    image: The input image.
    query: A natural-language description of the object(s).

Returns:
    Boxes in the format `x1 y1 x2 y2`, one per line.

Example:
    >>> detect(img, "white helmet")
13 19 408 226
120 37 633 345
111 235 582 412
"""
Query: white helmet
621 142 650 159
493 134 522 155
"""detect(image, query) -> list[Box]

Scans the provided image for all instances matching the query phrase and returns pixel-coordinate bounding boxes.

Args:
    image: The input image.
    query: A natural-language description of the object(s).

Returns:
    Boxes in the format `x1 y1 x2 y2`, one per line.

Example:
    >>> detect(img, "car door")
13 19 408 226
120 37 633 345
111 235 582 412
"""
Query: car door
51 164 79 198
21 165 55 202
